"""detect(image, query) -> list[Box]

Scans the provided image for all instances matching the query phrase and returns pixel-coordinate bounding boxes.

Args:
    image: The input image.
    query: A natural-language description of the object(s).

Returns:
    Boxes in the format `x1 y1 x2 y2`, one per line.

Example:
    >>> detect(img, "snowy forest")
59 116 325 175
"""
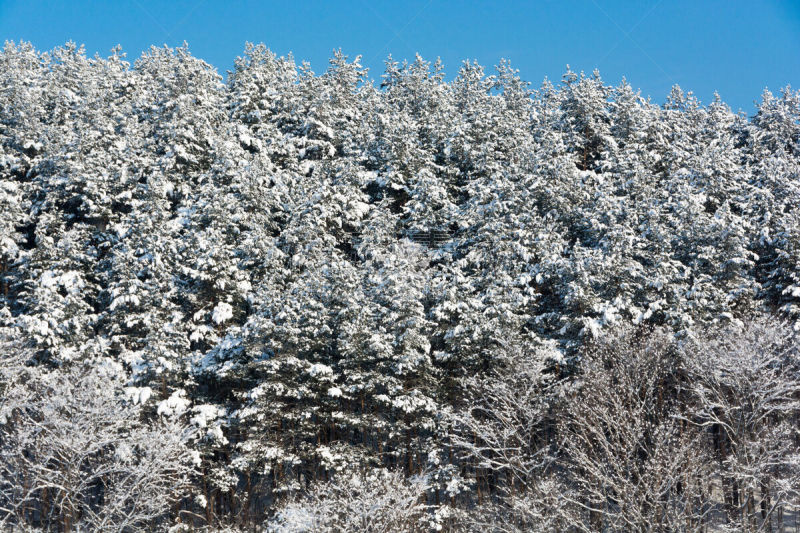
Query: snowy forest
1 40 800 532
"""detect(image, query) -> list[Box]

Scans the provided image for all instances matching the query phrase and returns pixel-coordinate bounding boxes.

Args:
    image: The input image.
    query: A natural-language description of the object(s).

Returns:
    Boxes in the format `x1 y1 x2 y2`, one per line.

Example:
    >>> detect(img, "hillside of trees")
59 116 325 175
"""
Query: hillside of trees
1 41 800 531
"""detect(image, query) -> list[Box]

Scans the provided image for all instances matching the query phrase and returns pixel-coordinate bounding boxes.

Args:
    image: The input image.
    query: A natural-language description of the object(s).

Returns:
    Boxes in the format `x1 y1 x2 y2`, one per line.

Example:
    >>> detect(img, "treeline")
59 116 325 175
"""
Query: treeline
0 41 799 531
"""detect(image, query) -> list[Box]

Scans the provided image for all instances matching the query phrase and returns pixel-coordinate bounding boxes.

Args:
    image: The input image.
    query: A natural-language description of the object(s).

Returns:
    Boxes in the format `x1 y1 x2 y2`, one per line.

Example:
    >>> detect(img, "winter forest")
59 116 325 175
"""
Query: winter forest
0 40 799 532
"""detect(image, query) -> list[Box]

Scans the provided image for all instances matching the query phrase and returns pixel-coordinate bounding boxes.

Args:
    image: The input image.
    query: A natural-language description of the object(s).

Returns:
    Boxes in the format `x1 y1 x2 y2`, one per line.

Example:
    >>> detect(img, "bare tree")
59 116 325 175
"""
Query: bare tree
558 327 712 532
265 469 431 533
446 342 572 531
680 316 800 532
0 360 197 532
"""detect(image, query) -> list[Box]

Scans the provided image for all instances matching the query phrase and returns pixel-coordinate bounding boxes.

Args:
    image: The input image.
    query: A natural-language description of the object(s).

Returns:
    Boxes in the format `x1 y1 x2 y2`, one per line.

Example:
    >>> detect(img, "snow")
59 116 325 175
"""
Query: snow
157 390 190 417
211 302 233 324
189 404 224 428
307 363 334 379
124 386 152 405
3 41 800 532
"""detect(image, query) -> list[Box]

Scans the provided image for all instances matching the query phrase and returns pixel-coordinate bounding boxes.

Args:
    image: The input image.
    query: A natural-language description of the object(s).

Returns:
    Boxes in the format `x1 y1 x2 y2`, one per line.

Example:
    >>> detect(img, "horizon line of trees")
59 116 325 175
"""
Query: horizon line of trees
1 41 799 531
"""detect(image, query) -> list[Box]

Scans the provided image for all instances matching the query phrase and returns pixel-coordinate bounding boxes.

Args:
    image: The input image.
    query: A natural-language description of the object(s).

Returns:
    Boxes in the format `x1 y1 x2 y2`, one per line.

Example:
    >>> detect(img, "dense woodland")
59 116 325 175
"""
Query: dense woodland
1 41 800 531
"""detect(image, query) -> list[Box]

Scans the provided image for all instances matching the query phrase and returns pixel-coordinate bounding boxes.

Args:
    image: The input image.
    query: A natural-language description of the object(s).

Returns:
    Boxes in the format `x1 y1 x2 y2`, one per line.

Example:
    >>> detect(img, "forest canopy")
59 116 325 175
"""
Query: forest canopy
1 41 800 531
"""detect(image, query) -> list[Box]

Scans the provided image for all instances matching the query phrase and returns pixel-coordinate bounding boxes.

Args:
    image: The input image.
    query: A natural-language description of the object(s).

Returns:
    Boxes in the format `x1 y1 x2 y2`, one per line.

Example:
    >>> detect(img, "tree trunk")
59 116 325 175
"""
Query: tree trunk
1 256 7 299
762 478 772 532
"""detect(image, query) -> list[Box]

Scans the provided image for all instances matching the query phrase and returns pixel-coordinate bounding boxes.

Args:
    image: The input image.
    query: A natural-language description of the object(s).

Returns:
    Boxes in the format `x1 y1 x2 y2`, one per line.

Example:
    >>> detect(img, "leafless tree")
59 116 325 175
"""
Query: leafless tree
446 342 574 532
0 360 197 532
558 327 712 532
680 316 800 532
265 469 431 533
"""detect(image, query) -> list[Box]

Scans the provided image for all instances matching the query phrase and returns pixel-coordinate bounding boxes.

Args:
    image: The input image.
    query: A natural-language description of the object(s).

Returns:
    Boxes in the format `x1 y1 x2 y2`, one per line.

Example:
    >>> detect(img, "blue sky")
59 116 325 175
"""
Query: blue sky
1 0 798 113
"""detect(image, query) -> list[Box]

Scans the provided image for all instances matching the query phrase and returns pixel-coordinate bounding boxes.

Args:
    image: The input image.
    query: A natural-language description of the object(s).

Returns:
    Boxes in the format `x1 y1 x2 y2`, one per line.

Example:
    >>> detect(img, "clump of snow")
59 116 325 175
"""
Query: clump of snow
209 425 228 444
307 363 334 379
189 450 202 467
157 389 190 417
190 404 224 428
22 139 43 152
211 302 233 325
124 386 152 405
445 477 464 497
114 442 133 463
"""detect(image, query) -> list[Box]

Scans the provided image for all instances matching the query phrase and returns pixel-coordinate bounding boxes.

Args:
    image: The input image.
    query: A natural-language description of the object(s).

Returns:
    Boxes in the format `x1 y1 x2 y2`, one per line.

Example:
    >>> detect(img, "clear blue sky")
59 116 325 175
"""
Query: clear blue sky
1 0 798 113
